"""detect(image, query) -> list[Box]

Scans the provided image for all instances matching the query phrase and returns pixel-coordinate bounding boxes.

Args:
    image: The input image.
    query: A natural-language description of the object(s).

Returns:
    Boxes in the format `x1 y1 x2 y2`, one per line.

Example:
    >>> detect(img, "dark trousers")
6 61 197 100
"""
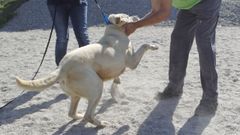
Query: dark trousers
167 0 221 101
48 2 90 66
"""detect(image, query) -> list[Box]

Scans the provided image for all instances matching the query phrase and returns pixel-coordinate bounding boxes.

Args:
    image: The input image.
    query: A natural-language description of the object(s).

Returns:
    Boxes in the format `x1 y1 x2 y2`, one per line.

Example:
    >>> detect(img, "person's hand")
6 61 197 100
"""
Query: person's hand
123 22 137 36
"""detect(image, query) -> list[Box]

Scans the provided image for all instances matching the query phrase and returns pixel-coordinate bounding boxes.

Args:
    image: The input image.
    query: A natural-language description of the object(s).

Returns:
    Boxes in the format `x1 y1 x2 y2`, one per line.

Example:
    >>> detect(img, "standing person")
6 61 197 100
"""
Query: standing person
47 0 90 66
124 0 221 115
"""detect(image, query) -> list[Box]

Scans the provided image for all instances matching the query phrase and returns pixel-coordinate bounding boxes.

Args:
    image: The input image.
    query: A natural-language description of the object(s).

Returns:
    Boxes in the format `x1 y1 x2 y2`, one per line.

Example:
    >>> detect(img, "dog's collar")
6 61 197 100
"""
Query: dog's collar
103 13 112 25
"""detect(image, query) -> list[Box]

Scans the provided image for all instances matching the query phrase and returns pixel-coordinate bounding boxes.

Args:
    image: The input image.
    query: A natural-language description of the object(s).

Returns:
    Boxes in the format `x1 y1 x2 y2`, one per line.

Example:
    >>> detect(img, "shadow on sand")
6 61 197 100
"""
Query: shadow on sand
53 120 130 135
52 97 129 135
137 95 180 135
0 93 67 125
96 98 116 114
0 91 39 113
177 106 215 135
137 94 215 135
52 120 99 135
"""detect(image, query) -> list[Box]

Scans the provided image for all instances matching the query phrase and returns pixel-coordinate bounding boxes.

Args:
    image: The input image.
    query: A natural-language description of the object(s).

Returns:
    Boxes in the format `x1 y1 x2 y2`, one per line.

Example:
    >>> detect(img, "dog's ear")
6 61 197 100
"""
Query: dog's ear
108 14 129 26
108 14 122 25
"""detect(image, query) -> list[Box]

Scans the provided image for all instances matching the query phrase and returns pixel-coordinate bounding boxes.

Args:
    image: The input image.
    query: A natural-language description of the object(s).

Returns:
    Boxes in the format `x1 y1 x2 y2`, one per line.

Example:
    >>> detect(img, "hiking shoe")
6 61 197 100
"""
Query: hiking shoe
159 86 183 99
194 99 218 116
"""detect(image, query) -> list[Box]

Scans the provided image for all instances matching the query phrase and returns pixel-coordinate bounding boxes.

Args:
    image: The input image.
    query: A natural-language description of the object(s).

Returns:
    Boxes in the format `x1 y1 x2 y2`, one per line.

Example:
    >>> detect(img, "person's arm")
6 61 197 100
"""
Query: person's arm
124 0 172 35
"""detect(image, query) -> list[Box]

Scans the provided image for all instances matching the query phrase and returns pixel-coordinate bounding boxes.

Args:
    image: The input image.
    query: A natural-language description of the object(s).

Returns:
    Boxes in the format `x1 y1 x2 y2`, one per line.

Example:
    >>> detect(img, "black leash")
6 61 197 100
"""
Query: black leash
0 1 109 110
0 6 57 110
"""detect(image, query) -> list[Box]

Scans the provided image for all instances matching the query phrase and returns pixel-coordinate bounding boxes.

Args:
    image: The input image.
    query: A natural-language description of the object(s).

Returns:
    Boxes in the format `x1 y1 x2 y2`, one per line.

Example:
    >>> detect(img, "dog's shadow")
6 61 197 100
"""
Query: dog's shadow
51 99 115 135
52 120 98 135
97 98 117 114
53 121 129 135
0 93 67 125
52 97 129 135
53 120 130 135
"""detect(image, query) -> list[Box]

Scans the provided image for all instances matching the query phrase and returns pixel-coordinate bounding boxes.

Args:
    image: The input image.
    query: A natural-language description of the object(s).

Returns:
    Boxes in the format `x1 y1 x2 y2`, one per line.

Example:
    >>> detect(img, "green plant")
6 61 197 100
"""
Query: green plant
0 0 27 28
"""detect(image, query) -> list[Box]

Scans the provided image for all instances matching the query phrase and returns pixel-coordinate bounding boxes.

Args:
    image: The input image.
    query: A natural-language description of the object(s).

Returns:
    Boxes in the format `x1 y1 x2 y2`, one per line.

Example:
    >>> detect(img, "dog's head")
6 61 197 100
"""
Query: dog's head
108 13 139 27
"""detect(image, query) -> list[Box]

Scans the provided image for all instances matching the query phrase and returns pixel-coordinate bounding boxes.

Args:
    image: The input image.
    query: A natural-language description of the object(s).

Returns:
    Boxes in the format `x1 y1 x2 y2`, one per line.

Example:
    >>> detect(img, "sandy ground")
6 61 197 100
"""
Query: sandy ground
1 0 240 135
0 25 240 135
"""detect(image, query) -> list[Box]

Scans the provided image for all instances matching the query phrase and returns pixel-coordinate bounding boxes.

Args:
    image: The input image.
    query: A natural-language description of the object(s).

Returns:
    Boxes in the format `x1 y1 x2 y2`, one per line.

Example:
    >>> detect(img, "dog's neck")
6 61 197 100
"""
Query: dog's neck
98 25 130 50
104 25 126 37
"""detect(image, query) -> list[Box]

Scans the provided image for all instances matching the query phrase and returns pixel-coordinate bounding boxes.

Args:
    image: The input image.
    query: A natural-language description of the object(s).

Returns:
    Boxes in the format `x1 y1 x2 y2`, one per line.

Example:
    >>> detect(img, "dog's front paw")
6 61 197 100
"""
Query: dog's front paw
69 113 84 120
96 121 109 128
148 45 159 50
84 117 109 128
143 44 159 50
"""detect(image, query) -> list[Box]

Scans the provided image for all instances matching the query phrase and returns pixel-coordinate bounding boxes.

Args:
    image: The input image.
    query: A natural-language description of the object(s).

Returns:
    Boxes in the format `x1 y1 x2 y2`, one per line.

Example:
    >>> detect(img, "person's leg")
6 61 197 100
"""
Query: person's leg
162 10 198 98
48 5 70 66
192 0 221 115
70 1 90 47
193 0 221 102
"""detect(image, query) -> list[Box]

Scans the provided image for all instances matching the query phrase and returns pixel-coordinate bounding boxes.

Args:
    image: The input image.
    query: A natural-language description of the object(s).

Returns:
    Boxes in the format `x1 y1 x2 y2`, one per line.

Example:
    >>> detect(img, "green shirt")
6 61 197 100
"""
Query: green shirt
172 0 201 9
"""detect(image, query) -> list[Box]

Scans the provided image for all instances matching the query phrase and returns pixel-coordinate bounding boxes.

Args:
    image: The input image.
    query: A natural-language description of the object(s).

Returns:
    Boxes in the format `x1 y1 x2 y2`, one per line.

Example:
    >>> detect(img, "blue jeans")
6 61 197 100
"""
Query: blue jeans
48 2 90 66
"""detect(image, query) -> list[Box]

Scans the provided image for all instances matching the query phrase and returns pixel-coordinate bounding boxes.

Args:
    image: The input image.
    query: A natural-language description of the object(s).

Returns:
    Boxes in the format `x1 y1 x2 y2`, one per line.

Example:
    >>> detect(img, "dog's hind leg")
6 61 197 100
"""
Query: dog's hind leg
68 96 83 120
84 88 108 127
126 44 158 69
110 77 124 102
84 93 107 128
80 71 108 127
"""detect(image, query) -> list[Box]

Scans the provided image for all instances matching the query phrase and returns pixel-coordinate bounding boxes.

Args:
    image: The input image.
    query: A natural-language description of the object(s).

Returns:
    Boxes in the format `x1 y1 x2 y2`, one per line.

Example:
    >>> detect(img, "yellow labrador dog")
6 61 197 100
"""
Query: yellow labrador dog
16 13 158 127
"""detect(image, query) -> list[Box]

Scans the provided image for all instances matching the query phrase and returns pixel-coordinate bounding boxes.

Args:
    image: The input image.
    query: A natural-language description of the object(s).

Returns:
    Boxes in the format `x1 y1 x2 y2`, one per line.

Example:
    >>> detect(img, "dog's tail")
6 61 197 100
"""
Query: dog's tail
16 69 60 91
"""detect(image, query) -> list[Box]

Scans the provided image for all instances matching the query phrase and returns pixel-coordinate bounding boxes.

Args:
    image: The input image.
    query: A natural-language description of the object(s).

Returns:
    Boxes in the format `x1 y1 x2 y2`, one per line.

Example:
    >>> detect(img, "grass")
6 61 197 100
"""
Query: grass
0 0 27 28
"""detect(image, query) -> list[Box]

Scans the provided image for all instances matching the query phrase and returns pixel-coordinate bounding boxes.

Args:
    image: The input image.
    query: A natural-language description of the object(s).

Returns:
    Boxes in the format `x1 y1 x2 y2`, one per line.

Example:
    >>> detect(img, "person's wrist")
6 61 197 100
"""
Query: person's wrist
134 21 142 29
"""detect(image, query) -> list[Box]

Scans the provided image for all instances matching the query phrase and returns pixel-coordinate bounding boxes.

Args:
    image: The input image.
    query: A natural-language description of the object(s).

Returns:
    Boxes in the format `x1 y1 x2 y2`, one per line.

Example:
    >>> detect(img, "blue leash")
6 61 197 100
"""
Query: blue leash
94 0 111 25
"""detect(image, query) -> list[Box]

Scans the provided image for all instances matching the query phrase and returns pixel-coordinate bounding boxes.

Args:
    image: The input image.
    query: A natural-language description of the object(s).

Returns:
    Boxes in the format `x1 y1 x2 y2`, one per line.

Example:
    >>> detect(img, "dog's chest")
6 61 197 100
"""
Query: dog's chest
97 67 125 81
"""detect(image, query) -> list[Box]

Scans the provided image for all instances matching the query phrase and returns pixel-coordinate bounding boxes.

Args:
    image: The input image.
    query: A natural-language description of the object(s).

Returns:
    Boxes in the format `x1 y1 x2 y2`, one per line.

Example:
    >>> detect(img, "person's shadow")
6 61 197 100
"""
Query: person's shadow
177 105 216 135
137 94 180 135
137 94 216 135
